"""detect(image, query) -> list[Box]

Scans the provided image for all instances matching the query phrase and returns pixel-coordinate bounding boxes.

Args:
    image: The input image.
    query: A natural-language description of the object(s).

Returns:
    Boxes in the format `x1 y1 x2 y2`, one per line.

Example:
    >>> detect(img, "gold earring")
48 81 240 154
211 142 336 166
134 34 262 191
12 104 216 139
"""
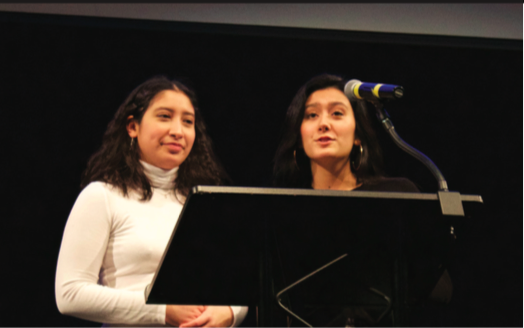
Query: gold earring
293 150 300 170
352 144 363 171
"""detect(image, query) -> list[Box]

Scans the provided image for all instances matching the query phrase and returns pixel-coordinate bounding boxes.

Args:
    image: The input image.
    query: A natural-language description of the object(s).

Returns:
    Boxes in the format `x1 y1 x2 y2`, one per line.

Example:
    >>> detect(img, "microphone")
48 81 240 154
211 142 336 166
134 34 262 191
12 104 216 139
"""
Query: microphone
344 79 404 102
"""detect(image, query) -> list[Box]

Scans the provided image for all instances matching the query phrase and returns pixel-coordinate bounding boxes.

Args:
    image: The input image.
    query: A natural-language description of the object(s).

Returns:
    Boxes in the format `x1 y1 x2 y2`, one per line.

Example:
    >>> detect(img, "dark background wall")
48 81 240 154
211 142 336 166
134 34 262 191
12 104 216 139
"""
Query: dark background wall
1 11 521 327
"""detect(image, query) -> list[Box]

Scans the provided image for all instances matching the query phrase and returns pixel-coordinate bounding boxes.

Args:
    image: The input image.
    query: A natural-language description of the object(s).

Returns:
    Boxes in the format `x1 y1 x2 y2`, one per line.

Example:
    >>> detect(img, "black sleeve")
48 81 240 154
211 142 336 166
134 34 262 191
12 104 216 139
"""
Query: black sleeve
428 269 453 304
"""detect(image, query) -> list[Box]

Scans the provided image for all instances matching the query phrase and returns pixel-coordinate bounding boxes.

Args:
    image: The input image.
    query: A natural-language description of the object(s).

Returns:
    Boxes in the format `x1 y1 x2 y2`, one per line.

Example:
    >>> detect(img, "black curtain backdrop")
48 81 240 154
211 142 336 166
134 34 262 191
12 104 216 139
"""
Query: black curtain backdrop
1 11 521 327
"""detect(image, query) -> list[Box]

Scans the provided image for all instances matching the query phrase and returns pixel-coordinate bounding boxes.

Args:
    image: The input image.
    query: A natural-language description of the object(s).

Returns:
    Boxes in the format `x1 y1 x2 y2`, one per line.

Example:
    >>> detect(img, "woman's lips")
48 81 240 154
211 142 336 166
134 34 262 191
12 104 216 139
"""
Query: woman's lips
316 137 334 146
164 142 183 152
317 137 333 141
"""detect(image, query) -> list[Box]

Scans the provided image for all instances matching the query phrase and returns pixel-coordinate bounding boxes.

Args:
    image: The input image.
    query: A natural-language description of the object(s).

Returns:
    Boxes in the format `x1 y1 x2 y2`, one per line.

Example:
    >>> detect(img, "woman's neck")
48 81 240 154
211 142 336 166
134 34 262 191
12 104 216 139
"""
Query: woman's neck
140 160 178 190
310 159 359 190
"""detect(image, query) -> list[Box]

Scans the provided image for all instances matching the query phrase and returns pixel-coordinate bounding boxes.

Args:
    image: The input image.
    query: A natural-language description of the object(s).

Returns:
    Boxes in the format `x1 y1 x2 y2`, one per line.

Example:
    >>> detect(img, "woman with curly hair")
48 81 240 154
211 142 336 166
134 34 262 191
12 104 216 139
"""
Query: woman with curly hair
55 76 247 327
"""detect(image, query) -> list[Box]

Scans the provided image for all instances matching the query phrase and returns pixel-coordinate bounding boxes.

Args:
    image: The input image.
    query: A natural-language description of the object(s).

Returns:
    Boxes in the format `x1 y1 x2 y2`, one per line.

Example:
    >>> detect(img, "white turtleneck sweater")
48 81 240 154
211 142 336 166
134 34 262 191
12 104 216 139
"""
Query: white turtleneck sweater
55 161 248 326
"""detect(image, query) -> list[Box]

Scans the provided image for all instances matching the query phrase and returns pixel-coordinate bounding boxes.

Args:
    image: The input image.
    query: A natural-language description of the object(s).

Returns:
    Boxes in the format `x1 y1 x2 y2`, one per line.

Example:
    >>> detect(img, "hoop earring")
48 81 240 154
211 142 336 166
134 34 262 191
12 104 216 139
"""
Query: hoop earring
293 150 300 170
351 144 363 171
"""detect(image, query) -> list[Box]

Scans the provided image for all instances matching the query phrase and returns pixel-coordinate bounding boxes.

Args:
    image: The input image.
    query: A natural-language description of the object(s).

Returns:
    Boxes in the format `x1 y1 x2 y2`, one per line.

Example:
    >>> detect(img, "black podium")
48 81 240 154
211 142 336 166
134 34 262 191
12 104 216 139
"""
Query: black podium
145 186 482 327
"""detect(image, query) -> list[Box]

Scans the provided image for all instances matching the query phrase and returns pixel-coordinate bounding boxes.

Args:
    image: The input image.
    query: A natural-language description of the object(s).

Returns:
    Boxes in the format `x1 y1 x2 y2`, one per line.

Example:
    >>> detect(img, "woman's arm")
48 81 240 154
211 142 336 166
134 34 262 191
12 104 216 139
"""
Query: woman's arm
230 306 248 327
55 183 166 325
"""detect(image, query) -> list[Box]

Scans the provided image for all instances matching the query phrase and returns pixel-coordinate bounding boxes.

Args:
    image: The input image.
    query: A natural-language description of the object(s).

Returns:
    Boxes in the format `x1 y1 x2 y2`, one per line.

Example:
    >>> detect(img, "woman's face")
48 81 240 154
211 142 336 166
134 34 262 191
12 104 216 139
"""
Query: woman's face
300 87 360 165
127 89 196 170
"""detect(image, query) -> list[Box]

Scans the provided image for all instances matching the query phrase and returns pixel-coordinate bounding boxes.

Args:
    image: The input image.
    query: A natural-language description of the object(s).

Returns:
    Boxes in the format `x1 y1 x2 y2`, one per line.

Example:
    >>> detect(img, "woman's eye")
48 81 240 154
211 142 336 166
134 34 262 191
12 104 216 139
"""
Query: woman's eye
184 119 194 125
158 114 171 119
306 113 317 119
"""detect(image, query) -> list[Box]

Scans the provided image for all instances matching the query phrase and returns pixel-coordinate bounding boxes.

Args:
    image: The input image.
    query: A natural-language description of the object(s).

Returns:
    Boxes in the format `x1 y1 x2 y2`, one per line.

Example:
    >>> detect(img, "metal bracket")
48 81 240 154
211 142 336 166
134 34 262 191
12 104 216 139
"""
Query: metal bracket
438 191 465 216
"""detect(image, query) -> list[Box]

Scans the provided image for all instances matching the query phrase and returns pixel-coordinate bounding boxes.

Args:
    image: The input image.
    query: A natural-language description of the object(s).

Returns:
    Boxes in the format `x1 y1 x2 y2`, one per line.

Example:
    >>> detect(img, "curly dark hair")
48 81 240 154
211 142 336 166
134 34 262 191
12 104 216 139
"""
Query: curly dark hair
273 73 384 188
81 75 229 200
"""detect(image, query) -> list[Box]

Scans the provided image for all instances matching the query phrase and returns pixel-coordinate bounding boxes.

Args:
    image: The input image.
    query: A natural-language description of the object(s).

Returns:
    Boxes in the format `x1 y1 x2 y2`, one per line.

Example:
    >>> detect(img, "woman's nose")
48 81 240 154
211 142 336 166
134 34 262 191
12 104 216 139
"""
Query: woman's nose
169 121 183 138
318 115 330 132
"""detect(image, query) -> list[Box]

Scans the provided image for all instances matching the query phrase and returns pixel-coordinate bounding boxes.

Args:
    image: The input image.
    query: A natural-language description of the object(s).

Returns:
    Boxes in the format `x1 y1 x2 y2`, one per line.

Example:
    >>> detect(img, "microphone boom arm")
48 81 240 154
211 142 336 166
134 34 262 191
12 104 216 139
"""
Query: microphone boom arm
371 101 449 192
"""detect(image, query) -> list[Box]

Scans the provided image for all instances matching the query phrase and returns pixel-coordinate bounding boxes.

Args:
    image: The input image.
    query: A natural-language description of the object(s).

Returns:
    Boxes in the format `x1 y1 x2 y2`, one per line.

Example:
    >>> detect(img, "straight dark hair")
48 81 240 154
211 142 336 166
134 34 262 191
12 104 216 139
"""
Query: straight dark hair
273 73 384 188
81 75 229 200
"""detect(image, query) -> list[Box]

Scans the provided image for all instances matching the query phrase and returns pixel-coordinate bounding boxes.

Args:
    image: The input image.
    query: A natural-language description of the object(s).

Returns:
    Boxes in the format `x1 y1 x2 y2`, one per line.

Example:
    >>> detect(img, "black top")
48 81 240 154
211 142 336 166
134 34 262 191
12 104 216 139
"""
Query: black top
355 177 420 192
309 177 450 327
358 177 452 306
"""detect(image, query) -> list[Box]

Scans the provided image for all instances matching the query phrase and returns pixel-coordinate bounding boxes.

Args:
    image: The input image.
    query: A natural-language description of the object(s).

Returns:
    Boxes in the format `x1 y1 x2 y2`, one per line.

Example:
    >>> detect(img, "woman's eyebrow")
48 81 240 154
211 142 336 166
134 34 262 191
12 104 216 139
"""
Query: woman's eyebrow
155 107 174 113
305 101 348 109
155 107 195 117
305 103 319 110
328 101 349 108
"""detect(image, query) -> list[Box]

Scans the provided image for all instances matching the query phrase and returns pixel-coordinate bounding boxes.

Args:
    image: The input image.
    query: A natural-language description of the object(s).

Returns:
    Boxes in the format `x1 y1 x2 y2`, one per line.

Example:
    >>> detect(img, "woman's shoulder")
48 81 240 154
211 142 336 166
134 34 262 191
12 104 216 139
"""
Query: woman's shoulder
80 181 115 195
358 177 420 192
77 181 130 203
73 182 140 216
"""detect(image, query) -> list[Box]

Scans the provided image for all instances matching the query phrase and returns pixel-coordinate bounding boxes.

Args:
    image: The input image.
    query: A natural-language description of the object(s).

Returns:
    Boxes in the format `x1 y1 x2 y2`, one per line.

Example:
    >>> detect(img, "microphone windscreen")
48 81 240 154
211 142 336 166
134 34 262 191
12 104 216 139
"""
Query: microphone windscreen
344 79 361 101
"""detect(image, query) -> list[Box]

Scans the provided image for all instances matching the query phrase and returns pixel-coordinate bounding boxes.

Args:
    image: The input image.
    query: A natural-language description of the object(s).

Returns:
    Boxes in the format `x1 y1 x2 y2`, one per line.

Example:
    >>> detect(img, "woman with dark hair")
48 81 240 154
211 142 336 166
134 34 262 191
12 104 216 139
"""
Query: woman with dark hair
273 73 417 192
273 73 452 326
55 76 247 327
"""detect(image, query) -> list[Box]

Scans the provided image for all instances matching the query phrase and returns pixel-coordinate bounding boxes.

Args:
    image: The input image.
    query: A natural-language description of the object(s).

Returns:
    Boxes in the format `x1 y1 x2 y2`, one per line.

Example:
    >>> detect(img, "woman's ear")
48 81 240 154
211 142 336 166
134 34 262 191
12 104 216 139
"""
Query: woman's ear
354 138 362 146
126 115 138 138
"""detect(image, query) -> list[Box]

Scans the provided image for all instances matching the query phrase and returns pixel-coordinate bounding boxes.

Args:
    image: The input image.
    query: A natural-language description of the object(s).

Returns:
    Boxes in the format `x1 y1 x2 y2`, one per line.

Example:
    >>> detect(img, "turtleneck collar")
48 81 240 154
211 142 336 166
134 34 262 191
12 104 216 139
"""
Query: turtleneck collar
140 160 178 191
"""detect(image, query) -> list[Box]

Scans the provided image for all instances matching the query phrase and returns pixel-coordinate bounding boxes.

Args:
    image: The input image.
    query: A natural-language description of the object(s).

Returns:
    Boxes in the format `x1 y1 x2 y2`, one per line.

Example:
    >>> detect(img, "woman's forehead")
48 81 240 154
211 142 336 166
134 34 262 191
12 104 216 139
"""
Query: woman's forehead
305 88 350 108
148 90 195 112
